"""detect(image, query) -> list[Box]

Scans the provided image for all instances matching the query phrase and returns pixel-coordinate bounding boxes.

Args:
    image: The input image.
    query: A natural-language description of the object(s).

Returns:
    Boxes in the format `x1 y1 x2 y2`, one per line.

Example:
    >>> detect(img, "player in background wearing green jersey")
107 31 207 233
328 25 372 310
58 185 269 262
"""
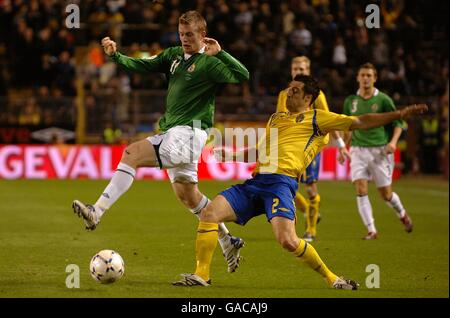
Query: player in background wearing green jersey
72 11 250 272
339 63 413 240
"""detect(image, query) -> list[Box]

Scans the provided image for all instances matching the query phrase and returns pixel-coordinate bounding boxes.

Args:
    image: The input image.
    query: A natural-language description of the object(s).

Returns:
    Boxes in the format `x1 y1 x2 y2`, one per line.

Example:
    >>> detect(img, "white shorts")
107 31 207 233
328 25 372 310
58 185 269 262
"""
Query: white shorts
147 125 208 183
350 146 394 188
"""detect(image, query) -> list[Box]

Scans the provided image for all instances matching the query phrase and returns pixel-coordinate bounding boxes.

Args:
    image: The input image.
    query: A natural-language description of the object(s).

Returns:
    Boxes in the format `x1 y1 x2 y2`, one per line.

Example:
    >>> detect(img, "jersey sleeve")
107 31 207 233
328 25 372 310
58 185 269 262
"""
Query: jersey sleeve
316 110 356 133
382 94 404 128
276 90 288 112
314 91 329 112
111 49 169 73
207 50 250 83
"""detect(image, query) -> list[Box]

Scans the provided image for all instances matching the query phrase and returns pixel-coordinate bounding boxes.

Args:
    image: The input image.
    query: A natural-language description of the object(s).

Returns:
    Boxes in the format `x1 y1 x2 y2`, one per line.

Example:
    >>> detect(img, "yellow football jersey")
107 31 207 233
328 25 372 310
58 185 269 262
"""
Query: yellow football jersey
254 109 356 179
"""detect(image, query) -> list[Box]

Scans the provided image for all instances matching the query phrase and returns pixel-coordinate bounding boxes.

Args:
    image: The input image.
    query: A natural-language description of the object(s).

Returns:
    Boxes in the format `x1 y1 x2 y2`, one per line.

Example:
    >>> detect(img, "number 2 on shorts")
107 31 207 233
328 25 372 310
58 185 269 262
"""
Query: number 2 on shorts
272 198 279 213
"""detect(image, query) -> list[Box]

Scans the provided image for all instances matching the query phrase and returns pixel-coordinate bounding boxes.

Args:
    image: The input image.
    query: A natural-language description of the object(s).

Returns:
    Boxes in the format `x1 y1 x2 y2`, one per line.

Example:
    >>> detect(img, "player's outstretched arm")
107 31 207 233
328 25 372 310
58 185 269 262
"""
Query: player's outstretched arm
214 146 257 163
350 104 428 130
205 37 250 84
101 37 165 74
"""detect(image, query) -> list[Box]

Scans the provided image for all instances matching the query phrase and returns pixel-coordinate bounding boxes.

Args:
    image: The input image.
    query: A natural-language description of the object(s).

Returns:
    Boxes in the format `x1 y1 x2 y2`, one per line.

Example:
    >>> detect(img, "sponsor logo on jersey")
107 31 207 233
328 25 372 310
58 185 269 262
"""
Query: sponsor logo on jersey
187 63 196 73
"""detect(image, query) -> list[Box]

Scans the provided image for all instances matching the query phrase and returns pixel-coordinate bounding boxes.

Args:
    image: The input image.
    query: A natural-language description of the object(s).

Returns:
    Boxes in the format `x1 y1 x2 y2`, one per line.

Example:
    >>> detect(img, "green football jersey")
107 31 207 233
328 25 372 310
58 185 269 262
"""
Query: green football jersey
343 89 404 147
111 47 249 131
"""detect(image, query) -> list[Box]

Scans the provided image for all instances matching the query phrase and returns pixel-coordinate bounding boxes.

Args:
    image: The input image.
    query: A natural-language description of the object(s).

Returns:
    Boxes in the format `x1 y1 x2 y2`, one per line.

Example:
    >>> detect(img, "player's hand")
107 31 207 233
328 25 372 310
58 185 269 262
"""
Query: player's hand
338 147 351 165
385 142 396 154
204 37 221 56
400 104 428 120
101 37 117 56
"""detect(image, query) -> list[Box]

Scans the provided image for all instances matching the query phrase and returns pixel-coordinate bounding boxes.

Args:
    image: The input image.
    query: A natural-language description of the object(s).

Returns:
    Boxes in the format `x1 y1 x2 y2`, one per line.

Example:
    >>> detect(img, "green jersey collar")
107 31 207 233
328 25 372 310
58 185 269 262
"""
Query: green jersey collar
356 88 379 98
184 46 206 60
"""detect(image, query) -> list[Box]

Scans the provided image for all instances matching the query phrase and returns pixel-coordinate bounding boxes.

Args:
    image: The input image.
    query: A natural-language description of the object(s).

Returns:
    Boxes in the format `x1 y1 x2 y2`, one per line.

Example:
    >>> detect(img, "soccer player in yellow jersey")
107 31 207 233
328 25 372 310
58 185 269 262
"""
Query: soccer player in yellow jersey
172 75 427 288
276 56 349 241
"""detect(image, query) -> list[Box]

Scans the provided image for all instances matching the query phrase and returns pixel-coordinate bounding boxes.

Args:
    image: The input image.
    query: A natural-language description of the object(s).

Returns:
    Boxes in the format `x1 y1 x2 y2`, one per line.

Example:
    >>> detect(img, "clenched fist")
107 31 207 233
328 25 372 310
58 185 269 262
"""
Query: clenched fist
101 37 117 56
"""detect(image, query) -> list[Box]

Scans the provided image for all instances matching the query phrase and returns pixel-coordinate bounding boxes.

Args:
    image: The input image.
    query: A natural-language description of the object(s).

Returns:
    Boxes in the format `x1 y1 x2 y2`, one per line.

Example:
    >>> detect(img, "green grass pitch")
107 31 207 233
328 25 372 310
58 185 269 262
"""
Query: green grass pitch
0 177 447 298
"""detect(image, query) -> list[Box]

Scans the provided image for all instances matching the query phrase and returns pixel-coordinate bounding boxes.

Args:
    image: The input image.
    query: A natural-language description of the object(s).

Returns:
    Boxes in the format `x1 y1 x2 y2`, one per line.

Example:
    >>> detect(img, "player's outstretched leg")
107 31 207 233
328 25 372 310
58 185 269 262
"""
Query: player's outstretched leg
72 161 136 231
72 139 156 231
272 216 359 290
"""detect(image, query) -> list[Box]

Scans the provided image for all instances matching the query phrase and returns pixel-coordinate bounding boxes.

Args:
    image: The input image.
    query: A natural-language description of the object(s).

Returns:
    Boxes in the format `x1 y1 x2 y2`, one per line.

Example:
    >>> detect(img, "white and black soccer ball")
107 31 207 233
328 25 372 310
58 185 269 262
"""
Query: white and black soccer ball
90 250 125 284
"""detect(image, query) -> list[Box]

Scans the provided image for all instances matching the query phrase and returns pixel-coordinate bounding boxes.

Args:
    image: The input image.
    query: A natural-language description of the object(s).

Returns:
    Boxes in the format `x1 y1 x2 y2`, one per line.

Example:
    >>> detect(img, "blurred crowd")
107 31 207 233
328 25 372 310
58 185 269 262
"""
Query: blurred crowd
0 0 448 174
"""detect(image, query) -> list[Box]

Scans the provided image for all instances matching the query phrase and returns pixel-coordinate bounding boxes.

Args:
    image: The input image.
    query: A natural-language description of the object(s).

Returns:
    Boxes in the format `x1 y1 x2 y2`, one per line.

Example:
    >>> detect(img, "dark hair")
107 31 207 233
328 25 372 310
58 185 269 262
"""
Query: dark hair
358 62 378 77
293 75 320 106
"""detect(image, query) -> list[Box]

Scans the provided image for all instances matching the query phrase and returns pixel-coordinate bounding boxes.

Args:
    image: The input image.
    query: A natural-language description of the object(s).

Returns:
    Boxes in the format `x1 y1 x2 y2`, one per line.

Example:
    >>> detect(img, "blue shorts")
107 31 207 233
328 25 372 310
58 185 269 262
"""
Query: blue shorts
220 173 298 225
300 153 321 184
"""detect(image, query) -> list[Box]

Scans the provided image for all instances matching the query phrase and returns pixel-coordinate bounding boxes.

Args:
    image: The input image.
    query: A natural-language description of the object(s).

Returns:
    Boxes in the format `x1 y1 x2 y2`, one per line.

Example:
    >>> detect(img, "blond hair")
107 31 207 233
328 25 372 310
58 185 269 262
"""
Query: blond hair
291 56 311 69
179 10 207 33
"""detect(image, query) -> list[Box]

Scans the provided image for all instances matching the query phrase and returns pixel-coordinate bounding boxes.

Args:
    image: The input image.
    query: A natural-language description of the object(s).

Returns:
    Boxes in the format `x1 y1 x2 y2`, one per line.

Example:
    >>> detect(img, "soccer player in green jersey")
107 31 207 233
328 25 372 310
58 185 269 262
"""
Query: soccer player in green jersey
72 11 250 272
339 63 413 240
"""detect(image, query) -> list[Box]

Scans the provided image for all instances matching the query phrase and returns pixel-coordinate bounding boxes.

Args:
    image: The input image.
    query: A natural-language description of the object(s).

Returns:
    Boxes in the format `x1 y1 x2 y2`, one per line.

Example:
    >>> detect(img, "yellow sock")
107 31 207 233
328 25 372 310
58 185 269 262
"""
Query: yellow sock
306 194 320 236
293 239 338 286
194 221 219 281
295 192 309 216
310 194 320 212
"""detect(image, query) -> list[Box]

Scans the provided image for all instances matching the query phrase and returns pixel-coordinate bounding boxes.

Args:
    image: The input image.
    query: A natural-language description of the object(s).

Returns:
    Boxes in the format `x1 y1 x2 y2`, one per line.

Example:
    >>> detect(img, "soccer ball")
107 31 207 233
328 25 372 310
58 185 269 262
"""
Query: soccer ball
90 249 125 284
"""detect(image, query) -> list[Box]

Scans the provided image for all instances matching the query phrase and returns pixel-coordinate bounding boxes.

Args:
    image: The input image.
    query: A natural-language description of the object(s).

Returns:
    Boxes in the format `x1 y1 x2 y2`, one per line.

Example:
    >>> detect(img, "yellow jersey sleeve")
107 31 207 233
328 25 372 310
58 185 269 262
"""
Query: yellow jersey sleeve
316 110 356 134
314 90 329 112
276 90 288 113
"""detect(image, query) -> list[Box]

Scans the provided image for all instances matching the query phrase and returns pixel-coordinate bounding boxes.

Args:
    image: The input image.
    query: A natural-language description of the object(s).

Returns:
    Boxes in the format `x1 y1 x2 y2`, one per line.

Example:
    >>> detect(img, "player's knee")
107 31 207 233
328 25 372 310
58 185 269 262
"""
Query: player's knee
199 205 218 222
380 191 392 201
306 184 317 198
121 144 139 167
175 188 201 209
277 235 298 252
355 185 368 196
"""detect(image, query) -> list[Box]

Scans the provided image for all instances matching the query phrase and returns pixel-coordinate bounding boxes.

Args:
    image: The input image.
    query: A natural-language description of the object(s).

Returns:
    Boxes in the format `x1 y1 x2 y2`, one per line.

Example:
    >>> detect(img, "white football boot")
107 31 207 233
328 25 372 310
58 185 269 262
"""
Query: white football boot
72 200 100 231
172 273 211 286
332 277 359 290
219 234 245 273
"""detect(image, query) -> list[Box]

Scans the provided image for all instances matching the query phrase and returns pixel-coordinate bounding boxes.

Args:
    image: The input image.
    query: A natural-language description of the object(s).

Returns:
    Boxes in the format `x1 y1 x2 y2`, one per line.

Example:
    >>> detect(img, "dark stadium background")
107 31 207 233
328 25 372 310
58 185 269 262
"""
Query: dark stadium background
0 0 448 176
